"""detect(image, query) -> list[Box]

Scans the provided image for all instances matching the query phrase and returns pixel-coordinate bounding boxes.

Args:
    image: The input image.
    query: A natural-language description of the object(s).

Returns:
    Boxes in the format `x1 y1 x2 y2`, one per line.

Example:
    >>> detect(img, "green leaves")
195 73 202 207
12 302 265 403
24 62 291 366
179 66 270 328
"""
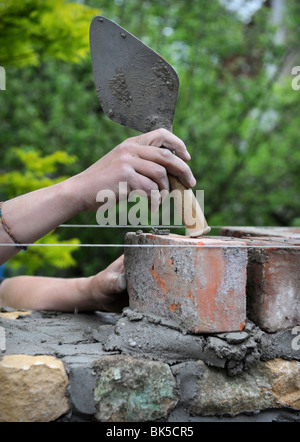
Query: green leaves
0 147 77 197
8 233 80 276
0 0 99 66
0 148 80 275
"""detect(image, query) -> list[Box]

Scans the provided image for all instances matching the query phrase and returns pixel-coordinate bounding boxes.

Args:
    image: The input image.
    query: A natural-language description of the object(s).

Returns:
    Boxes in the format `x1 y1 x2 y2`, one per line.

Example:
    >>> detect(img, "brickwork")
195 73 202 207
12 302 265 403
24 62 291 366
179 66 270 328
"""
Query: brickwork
125 230 300 334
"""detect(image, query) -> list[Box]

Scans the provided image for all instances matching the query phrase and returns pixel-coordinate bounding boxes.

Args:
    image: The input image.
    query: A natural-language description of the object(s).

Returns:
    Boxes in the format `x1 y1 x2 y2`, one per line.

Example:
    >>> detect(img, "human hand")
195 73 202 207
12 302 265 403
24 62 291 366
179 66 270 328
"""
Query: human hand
71 128 196 212
87 255 128 313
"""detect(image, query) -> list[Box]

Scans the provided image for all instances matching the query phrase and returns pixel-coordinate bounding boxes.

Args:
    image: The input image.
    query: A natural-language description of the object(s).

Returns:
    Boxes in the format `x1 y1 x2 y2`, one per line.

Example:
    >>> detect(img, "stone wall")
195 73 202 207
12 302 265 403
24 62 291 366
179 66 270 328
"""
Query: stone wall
0 226 299 422
0 308 299 422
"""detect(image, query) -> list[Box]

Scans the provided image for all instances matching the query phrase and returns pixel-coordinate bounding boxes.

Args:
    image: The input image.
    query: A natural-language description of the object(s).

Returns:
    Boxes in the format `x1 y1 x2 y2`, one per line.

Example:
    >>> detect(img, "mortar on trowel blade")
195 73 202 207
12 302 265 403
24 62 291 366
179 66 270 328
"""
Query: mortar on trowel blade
124 232 248 334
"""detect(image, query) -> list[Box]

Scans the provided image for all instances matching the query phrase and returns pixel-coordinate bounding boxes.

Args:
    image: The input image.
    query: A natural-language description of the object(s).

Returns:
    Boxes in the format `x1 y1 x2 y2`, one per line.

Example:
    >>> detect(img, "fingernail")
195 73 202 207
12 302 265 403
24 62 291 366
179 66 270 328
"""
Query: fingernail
190 176 197 187
118 274 127 291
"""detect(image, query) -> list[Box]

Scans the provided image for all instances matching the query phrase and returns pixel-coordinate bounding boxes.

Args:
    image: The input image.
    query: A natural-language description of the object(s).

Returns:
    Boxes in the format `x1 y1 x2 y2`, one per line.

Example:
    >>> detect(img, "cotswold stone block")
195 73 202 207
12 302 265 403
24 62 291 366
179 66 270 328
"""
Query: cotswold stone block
189 358 300 417
267 359 300 409
125 233 247 333
0 355 69 422
94 355 178 422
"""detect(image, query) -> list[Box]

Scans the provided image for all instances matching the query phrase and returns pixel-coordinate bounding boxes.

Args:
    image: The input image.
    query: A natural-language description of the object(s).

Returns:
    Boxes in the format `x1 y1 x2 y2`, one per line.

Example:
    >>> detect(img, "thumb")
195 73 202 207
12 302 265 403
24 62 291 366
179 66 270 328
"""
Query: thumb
117 274 127 292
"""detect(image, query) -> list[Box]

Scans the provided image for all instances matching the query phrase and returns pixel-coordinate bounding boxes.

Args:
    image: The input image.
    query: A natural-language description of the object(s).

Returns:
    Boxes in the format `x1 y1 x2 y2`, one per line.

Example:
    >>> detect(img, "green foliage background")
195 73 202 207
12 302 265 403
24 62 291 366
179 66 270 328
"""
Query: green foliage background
0 0 299 278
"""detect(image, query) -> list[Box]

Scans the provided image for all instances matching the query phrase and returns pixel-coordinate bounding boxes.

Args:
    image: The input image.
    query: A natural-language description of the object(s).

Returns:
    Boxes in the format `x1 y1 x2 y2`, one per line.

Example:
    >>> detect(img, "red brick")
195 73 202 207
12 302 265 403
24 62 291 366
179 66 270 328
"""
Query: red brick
220 227 300 332
124 233 247 334
244 237 300 333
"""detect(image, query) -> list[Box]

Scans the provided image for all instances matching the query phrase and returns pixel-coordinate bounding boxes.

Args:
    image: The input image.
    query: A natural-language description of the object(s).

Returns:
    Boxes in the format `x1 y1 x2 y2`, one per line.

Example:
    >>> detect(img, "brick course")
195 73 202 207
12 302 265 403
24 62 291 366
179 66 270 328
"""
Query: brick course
125 233 248 334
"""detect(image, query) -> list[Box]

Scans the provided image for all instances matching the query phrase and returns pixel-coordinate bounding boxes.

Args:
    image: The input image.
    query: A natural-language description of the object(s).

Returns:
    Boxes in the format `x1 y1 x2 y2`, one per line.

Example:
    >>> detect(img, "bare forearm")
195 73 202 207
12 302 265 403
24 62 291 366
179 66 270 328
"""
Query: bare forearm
0 255 127 314
0 275 93 312
0 179 81 265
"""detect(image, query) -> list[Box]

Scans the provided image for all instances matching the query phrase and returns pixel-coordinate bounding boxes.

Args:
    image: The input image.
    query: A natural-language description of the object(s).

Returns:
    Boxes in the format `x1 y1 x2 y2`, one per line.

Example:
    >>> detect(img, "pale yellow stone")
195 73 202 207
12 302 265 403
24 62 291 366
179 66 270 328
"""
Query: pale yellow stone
0 354 69 422
0 310 32 320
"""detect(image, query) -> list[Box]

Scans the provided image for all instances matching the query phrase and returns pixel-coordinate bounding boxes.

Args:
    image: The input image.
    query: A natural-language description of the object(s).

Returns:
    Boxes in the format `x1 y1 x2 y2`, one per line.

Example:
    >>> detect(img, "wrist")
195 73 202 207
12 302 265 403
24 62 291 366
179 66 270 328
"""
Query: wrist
59 175 89 215
66 170 107 213
2 179 86 245
75 275 104 311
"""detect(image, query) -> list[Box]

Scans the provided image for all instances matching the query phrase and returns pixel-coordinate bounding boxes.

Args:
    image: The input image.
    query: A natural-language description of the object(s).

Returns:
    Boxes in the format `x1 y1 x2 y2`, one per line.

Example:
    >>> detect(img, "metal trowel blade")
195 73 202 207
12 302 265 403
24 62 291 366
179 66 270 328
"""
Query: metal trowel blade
90 16 180 133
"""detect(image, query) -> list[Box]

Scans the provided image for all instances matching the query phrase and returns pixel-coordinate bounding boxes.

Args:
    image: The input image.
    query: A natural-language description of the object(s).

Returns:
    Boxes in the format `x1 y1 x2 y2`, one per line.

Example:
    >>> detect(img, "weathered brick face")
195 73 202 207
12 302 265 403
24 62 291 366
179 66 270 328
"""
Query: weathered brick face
220 227 300 333
246 239 300 332
125 233 248 334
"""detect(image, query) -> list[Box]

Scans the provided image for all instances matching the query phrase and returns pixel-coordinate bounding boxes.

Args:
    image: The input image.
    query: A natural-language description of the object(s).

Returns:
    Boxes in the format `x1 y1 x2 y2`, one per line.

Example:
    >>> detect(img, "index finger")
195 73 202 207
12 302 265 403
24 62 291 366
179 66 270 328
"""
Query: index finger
134 128 191 162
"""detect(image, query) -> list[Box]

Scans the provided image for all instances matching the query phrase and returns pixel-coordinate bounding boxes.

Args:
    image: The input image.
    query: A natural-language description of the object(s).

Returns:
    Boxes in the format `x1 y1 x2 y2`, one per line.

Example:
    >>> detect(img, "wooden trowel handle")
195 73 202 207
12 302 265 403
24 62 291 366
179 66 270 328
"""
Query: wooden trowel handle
168 175 211 237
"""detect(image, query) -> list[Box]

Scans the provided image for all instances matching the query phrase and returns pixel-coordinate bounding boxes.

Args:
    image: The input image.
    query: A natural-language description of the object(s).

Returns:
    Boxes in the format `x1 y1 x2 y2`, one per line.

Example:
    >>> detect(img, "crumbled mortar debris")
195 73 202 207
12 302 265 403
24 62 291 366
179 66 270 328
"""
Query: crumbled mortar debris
150 227 170 235
135 228 170 236
104 308 300 376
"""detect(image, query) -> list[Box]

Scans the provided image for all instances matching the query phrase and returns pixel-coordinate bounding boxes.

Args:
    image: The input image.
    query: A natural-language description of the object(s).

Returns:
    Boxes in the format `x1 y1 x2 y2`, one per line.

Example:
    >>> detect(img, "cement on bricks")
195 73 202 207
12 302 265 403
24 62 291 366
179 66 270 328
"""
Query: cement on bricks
220 226 300 240
124 233 248 334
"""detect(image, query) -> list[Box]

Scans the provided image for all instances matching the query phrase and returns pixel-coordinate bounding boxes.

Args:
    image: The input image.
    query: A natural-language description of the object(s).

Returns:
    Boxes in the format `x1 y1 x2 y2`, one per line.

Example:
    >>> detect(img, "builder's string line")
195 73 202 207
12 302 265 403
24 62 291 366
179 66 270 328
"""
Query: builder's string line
0 244 299 249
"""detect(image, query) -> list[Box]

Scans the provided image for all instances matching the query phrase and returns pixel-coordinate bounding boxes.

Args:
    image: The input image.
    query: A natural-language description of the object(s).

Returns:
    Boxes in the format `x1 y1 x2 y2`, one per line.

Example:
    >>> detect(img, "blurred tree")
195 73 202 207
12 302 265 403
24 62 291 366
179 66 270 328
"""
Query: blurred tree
0 0 98 276
0 0 98 66
0 148 80 275
85 0 300 229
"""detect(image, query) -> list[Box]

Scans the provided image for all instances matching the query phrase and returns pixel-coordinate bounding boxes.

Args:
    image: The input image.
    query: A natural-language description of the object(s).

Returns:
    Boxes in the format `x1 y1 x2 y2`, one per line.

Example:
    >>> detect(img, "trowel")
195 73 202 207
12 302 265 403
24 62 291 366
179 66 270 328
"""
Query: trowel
90 16 210 237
